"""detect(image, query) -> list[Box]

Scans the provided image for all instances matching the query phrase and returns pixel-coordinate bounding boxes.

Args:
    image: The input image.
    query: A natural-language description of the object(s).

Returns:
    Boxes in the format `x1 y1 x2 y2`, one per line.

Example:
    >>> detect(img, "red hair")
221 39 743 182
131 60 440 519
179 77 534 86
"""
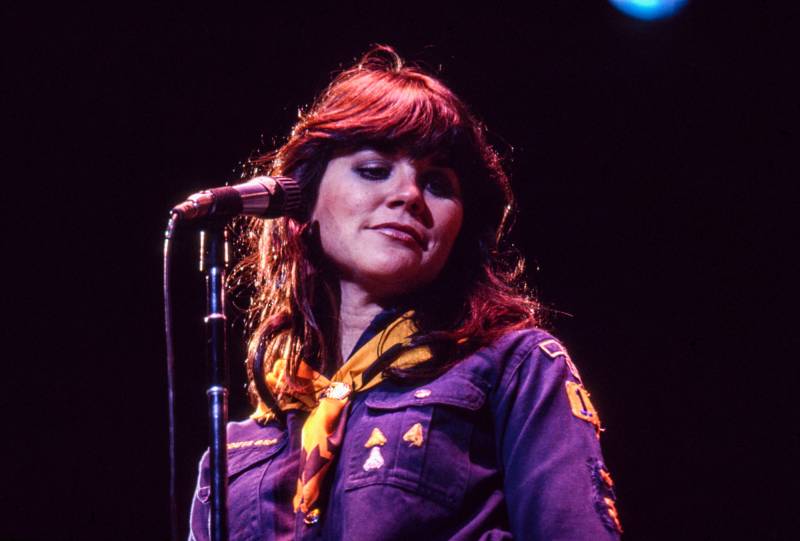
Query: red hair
231 45 539 397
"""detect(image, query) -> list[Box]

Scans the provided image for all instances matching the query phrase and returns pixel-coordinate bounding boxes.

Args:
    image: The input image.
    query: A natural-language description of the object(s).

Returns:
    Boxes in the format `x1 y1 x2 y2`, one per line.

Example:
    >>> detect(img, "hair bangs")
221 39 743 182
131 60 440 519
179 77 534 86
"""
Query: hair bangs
304 70 469 161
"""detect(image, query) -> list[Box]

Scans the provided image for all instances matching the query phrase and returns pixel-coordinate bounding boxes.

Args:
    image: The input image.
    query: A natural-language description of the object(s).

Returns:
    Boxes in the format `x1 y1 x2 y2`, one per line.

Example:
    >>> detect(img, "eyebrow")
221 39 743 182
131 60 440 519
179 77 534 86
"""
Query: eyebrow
348 146 457 172
418 159 458 177
426 161 456 170
418 151 455 168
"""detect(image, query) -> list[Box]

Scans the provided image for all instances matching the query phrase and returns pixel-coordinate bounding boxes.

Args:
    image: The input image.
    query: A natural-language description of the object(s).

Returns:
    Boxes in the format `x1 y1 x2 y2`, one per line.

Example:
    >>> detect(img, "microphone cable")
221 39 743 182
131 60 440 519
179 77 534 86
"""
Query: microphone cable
163 212 180 541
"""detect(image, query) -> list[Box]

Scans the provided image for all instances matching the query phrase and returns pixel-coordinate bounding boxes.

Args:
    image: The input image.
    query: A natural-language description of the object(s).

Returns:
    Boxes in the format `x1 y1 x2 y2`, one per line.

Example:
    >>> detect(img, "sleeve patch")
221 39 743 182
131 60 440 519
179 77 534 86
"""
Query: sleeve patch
538 339 568 359
604 497 623 534
589 458 623 534
565 381 601 437
539 339 582 381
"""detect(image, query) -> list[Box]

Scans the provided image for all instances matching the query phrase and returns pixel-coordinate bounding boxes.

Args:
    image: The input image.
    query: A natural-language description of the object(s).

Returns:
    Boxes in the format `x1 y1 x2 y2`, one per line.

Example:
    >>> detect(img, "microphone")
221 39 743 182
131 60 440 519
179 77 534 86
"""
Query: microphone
171 176 303 221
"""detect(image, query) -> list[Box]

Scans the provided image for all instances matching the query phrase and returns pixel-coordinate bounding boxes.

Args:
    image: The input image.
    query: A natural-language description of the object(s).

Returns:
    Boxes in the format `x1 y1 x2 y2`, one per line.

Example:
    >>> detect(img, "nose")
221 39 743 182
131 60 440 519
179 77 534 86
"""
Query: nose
387 164 426 217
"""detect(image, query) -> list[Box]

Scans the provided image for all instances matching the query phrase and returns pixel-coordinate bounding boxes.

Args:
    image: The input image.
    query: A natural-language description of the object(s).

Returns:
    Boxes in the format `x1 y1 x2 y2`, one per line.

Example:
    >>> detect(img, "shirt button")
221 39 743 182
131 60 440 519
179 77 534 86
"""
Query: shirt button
414 389 431 399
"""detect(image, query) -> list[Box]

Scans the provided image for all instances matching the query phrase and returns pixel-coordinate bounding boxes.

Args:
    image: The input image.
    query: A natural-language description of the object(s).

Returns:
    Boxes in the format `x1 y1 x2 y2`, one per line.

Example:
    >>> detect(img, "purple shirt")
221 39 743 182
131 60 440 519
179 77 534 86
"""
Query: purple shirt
189 329 622 540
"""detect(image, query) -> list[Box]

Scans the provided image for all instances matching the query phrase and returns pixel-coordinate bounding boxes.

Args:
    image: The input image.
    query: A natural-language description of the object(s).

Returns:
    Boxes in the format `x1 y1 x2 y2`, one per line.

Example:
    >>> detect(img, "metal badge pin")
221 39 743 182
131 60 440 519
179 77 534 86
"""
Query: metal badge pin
304 508 321 526
323 381 351 400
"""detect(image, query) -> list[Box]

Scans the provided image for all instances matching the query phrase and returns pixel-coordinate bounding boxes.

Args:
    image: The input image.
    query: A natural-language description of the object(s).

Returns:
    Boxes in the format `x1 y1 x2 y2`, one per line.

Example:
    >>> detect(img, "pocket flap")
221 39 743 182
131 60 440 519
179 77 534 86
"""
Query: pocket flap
226 434 286 478
365 371 486 411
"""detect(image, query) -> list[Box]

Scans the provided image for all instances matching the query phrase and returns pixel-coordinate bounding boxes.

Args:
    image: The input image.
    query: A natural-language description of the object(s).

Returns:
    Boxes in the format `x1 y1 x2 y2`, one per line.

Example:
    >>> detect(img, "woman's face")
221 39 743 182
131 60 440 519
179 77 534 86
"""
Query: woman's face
311 148 464 300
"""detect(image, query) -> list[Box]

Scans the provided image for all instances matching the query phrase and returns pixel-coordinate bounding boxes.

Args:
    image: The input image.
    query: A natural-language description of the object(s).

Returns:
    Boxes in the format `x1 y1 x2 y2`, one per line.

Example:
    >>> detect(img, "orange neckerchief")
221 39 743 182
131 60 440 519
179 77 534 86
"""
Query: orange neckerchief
250 311 431 517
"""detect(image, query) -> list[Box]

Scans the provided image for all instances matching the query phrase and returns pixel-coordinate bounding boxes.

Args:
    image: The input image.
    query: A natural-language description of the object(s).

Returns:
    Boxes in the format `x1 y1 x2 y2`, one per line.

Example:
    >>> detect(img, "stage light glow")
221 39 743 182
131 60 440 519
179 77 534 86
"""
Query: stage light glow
609 0 688 21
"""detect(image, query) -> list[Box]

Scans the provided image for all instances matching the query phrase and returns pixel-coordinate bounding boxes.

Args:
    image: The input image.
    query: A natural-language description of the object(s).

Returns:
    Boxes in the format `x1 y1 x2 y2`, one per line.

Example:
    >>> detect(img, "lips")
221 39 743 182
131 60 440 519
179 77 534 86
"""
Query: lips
370 222 427 248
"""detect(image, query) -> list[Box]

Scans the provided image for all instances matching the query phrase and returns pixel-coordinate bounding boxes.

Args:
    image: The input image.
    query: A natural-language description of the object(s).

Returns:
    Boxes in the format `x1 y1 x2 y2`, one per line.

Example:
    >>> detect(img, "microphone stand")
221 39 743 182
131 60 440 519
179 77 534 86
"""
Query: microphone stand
199 218 230 541
167 175 301 540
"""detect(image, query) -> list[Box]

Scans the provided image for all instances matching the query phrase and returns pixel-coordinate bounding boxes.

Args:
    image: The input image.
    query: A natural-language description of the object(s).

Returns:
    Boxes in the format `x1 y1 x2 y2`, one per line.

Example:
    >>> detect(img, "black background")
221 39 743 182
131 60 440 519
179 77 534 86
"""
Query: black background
3 1 797 540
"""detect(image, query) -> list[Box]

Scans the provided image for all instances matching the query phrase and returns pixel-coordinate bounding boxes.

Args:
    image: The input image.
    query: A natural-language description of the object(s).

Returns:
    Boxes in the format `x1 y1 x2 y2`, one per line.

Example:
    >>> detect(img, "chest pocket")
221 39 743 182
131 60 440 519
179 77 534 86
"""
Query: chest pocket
344 371 487 509
196 433 287 503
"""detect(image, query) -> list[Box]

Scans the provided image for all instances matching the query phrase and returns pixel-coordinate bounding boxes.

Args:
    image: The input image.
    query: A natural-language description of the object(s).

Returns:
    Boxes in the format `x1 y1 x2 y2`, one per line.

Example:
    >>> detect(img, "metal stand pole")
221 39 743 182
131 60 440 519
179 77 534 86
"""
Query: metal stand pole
200 219 230 541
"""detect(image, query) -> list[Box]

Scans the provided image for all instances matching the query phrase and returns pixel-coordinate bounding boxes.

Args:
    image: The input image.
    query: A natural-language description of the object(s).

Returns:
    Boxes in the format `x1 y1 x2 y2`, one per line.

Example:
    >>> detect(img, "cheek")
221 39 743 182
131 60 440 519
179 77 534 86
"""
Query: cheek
311 185 378 271
313 192 372 241
436 203 464 250
313 203 353 265
312 179 350 235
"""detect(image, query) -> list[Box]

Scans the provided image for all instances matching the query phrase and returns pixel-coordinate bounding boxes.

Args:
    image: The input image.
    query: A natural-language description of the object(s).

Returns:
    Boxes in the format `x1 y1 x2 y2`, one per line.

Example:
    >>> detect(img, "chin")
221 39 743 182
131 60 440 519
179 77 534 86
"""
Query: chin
358 265 431 298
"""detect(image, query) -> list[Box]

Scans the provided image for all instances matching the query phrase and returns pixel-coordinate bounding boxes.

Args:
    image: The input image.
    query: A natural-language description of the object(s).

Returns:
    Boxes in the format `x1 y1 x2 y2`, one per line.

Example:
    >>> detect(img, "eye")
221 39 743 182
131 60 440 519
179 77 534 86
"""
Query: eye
422 170 460 198
354 163 392 181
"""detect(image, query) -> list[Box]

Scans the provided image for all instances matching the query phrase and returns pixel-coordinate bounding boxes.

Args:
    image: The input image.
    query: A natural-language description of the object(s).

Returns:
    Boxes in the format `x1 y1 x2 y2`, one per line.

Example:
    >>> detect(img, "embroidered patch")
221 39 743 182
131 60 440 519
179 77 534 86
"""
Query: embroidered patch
364 427 387 448
589 458 622 534
565 381 601 436
227 438 278 450
564 357 582 382
604 497 623 533
539 339 582 381
538 339 567 358
402 423 424 447
362 446 385 471
599 467 614 488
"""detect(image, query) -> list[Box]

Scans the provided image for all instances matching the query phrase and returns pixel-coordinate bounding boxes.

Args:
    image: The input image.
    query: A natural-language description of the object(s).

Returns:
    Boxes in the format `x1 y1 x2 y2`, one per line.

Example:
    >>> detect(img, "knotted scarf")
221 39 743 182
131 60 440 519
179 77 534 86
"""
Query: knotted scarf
250 311 431 516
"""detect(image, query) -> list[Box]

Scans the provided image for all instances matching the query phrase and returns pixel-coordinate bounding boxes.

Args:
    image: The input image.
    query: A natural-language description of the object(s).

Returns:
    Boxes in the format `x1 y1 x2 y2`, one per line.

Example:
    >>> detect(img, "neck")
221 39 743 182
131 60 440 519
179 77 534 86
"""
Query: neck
338 281 387 362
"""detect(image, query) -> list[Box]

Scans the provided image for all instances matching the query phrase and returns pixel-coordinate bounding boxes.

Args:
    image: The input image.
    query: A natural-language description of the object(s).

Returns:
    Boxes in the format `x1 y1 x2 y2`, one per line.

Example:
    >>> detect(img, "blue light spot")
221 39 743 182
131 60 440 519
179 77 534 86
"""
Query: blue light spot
609 0 688 20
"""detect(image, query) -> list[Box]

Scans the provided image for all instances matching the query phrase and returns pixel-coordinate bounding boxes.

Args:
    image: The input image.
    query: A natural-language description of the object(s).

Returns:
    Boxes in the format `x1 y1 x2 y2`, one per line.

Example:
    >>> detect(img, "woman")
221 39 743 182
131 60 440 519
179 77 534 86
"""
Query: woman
189 45 622 540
